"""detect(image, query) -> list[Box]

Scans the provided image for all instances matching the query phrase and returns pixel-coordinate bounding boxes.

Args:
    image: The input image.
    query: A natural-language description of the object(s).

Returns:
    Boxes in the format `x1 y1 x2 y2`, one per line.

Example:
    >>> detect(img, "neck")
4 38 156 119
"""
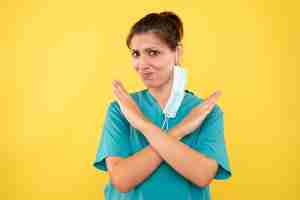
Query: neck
148 74 174 110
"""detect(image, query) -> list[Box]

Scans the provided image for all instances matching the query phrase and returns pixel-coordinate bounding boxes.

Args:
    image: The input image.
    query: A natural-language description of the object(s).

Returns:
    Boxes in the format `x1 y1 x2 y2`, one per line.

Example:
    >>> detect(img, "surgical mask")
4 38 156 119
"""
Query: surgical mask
161 64 187 130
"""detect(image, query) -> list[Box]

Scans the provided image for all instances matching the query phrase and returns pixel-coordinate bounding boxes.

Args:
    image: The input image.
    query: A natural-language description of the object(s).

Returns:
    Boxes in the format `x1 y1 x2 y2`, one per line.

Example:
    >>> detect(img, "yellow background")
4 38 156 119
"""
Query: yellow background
1 0 299 199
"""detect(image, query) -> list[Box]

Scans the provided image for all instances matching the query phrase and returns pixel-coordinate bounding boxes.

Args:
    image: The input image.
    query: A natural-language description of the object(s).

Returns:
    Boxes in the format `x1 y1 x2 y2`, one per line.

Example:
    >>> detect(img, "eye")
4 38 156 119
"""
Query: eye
148 50 159 57
131 51 139 58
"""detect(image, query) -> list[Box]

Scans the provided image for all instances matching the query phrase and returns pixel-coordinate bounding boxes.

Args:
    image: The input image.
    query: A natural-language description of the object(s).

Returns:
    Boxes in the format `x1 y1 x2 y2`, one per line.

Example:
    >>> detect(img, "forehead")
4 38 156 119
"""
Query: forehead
129 32 170 51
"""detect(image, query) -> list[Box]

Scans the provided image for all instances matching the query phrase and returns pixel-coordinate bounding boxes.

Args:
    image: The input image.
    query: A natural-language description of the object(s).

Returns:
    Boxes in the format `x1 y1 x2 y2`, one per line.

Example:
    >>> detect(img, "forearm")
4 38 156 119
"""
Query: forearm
111 129 182 193
140 122 218 188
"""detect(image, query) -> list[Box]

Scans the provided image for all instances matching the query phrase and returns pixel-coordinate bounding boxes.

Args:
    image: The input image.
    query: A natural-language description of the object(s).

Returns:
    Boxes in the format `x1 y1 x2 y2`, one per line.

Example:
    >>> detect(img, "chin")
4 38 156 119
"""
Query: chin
143 79 165 89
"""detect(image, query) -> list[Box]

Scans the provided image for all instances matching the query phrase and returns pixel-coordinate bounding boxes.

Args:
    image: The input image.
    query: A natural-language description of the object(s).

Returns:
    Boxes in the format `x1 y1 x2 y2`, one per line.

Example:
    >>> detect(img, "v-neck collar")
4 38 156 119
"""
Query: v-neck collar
144 89 188 114
144 89 164 113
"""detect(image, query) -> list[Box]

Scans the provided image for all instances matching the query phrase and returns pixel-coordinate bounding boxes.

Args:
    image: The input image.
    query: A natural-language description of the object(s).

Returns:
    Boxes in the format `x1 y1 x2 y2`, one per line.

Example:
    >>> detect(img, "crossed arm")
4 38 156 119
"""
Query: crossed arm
107 117 218 193
107 80 220 193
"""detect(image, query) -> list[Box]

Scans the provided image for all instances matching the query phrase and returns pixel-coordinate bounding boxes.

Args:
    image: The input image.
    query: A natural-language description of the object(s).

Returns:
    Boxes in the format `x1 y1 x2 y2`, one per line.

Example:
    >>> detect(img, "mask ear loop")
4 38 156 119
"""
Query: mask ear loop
166 118 169 130
175 44 181 66
175 46 178 66
162 114 170 130
162 45 180 131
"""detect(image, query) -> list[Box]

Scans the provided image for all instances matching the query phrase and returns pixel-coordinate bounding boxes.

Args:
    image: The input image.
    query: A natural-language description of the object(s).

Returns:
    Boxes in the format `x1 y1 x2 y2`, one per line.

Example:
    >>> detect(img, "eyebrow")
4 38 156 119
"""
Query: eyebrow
130 46 159 51
130 46 160 51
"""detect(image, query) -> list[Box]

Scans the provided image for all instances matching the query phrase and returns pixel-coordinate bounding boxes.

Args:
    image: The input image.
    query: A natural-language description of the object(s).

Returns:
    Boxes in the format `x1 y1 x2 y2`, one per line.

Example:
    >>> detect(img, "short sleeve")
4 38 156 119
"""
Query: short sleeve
194 105 232 180
93 101 132 172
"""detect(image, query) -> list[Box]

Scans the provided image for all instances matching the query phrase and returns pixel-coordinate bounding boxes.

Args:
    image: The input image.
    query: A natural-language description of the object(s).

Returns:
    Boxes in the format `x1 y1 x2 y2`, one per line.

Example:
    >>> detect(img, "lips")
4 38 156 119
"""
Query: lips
142 72 154 79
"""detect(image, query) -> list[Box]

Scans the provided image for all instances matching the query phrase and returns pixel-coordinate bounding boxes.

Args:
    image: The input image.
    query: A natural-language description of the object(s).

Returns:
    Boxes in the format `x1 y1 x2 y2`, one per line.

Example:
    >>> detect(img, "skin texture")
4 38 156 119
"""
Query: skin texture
106 32 221 193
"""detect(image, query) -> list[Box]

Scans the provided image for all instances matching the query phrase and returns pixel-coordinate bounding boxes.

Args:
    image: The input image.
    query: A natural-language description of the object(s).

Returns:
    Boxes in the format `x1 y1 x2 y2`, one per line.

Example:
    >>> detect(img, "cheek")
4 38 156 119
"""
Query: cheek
160 66 172 80
131 56 172 76
132 59 139 70
151 65 171 84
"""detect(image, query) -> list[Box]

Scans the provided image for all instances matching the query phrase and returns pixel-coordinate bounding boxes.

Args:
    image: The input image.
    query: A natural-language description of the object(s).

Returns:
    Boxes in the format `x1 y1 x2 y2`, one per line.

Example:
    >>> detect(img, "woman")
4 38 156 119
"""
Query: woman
93 11 232 200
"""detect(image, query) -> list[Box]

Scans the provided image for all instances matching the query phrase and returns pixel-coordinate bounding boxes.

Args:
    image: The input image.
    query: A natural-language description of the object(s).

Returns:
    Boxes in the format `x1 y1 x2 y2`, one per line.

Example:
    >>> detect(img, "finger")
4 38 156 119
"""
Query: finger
112 80 126 99
112 80 122 91
112 81 123 103
207 90 222 104
199 90 221 114
204 90 221 107
205 90 222 111
115 80 130 98
113 80 129 99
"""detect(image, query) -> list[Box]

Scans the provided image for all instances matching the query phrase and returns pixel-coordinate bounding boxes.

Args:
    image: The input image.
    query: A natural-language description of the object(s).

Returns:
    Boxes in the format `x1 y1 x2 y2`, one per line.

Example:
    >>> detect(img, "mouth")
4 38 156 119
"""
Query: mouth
141 72 154 80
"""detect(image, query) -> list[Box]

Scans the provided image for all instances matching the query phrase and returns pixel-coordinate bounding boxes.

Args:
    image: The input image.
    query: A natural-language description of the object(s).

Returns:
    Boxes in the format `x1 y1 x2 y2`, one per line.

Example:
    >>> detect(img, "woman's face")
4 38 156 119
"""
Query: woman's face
129 32 177 89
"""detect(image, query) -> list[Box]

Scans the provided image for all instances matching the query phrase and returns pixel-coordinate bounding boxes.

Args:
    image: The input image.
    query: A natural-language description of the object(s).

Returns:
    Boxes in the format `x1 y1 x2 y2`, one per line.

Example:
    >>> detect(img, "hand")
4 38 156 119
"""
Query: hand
171 90 222 139
112 80 149 131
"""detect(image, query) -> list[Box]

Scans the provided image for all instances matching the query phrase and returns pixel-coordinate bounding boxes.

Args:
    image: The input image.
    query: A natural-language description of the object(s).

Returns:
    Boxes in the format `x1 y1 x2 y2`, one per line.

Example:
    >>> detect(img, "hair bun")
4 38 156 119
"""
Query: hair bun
159 11 183 42
126 11 184 50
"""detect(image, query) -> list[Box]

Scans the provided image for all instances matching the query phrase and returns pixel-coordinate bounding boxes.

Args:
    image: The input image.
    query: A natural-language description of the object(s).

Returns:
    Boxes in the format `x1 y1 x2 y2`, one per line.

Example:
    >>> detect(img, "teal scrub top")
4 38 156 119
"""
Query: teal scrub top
93 89 232 200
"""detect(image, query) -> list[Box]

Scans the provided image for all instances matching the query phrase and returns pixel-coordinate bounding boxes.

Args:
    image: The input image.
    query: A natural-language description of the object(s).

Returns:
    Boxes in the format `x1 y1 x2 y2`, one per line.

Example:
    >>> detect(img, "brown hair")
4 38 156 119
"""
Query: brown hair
126 11 184 51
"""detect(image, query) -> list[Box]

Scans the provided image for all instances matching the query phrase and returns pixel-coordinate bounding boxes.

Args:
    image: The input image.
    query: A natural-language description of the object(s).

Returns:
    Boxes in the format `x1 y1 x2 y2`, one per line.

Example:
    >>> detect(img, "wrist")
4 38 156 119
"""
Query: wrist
138 118 155 134
169 126 183 140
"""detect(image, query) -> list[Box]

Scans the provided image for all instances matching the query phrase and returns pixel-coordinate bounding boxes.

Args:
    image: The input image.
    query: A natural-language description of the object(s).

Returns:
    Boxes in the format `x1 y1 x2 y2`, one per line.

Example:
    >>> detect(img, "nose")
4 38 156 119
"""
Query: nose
134 55 151 72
